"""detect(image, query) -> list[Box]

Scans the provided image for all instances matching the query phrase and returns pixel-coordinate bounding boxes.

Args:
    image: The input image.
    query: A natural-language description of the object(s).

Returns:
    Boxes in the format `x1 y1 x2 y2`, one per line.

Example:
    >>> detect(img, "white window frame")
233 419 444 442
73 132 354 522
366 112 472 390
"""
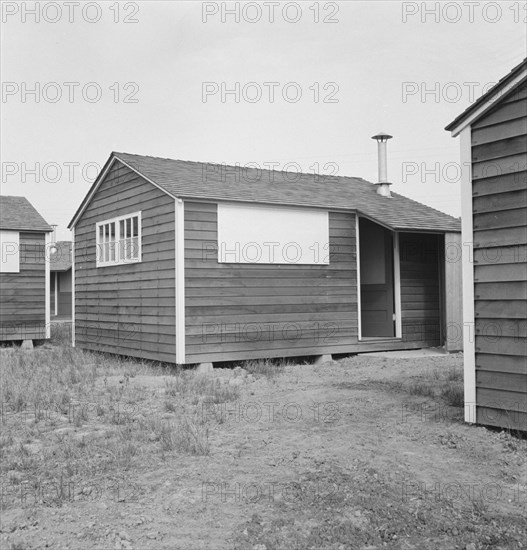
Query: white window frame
0 230 20 273
96 211 142 267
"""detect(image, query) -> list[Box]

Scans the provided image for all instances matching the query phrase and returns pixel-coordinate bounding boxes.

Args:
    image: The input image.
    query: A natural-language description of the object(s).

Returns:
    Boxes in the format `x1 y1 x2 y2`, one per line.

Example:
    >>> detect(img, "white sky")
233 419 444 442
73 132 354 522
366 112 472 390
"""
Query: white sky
1 1 525 240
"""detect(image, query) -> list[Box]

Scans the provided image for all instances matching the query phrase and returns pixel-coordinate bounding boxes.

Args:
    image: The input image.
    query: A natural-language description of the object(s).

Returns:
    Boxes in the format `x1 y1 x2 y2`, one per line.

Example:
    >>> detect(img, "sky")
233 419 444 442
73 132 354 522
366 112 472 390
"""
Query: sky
1 0 526 240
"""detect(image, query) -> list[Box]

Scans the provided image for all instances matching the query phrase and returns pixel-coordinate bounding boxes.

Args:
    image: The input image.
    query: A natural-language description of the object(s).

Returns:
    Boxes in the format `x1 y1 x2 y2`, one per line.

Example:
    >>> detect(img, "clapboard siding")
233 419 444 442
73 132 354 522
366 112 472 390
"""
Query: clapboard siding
471 88 527 431
0 232 47 340
399 233 441 345
74 161 176 361
183 201 359 362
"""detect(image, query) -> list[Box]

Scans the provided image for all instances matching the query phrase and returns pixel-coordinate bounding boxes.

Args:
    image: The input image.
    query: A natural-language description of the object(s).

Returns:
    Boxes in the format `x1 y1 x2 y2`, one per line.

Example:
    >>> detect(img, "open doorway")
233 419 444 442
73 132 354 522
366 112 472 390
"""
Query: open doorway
359 218 395 338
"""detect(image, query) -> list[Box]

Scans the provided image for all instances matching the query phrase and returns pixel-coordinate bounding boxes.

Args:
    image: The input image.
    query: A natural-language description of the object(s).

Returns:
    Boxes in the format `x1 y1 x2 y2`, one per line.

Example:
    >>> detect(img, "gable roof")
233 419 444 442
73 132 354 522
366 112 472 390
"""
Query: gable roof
69 152 461 233
0 195 52 232
50 241 72 272
446 58 527 136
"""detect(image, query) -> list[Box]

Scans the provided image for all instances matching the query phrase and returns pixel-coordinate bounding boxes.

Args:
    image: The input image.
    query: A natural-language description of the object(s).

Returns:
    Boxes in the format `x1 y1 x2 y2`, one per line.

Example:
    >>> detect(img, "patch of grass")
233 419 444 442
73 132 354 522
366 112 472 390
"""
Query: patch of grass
243 358 286 378
408 381 436 398
164 373 240 404
0 345 239 510
140 414 210 455
49 322 73 346
440 381 464 407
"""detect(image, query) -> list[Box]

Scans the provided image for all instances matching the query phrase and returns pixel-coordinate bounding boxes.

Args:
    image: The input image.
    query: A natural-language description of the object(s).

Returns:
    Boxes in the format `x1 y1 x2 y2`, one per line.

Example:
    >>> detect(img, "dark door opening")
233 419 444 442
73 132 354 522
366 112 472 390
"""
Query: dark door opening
359 218 395 337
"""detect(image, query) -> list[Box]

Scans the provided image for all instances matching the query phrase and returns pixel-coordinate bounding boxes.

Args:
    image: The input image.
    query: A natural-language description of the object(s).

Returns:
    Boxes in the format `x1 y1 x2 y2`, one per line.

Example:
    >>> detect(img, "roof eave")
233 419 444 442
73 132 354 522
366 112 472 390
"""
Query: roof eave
68 153 179 229
445 60 527 136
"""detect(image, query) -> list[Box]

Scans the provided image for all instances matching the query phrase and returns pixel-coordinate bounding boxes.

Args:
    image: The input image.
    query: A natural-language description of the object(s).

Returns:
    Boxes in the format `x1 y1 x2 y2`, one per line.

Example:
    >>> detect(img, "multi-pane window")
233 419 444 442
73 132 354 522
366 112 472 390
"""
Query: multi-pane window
96 212 141 267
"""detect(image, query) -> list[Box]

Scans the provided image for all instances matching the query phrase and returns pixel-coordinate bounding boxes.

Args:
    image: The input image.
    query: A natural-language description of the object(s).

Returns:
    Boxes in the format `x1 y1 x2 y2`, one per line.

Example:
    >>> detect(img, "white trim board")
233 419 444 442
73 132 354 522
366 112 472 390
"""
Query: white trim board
175 199 185 364
45 232 51 339
459 127 476 424
356 215 362 341
393 232 402 339
54 272 58 316
71 227 75 347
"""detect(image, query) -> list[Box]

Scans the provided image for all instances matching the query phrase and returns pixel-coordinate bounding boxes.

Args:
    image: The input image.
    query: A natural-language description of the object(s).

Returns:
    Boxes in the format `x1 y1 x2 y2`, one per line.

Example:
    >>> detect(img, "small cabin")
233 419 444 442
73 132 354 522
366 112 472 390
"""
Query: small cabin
0 195 52 344
50 241 73 319
446 58 527 431
68 140 462 366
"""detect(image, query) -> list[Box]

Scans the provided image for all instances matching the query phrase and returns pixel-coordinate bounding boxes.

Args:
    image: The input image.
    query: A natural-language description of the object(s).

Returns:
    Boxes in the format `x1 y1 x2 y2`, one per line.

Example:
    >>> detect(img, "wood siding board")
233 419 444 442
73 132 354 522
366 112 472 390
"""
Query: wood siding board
475 387 527 413
472 99 527 129
471 117 527 146
474 263 527 283
476 353 527 375
473 208 527 231
473 189 527 214
472 154 527 181
475 407 527 431
474 226 527 247
471 134 527 163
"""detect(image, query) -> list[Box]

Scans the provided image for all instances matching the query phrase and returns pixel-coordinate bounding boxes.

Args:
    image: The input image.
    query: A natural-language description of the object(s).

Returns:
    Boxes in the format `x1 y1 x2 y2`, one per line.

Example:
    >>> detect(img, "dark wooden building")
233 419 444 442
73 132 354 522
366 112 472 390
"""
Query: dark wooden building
0 195 52 343
446 58 527 431
69 146 462 365
50 241 73 318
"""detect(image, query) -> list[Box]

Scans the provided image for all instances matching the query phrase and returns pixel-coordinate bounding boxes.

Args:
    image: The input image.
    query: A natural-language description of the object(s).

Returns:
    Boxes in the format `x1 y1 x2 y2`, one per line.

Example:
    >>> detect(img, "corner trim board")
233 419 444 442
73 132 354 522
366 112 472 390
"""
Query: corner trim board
54 273 58 316
356 215 362 341
45 232 51 339
394 232 402 338
72 227 75 347
175 199 185 363
460 126 476 423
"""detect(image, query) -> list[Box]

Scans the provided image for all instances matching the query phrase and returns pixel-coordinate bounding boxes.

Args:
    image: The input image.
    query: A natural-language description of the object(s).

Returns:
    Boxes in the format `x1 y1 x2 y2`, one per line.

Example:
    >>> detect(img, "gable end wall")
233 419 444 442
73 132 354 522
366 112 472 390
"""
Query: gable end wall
74 161 176 362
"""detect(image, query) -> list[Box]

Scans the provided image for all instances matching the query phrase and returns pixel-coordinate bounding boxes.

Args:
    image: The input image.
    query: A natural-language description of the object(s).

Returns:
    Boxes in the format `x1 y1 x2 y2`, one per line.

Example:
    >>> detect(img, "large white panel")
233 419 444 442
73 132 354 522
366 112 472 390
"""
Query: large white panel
0 230 20 273
217 203 329 265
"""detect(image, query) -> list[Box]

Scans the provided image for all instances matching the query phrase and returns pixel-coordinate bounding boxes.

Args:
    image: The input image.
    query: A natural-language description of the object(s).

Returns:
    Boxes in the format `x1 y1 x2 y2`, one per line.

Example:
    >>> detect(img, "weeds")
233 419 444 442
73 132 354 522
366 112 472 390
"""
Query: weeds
408 382 436 398
0 345 240 509
440 381 464 407
243 358 286 379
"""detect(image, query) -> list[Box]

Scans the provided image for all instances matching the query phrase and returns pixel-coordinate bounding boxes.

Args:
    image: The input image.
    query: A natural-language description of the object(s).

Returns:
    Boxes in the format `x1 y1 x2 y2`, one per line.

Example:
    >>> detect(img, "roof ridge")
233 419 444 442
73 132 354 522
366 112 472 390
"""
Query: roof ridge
113 151 370 184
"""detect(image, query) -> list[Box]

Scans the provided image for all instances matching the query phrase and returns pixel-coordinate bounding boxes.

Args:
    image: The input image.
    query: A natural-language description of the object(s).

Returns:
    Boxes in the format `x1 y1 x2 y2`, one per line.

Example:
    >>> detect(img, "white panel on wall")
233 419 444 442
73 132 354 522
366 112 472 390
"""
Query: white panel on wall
0 230 20 273
217 203 329 265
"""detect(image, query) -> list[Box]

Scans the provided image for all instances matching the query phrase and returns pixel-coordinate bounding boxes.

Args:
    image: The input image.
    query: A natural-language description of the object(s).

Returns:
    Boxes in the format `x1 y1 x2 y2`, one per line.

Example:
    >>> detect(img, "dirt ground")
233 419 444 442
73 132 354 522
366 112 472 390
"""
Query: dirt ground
1 349 525 550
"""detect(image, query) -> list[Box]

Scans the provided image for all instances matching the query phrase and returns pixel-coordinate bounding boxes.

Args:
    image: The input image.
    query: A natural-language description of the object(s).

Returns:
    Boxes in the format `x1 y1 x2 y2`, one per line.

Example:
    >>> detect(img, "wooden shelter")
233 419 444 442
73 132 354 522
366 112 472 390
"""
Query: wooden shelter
0 195 52 343
68 145 462 365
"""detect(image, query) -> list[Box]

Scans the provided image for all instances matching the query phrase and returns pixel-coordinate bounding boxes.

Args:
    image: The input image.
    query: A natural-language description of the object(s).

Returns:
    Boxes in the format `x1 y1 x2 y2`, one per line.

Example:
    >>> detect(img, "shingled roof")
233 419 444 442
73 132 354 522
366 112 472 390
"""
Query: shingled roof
446 57 527 134
0 195 52 232
50 241 72 272
70 152 461 233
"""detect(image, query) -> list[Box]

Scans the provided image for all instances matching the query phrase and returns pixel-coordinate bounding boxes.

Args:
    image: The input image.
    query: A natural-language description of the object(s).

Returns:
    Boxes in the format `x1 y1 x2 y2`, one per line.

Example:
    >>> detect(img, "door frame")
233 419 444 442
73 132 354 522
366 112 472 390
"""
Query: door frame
356 215 402 341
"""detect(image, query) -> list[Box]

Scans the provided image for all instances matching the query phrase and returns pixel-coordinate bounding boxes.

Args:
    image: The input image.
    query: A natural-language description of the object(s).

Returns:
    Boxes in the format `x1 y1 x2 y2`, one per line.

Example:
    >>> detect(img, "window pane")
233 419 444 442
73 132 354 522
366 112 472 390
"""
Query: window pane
126 218 131 239
133 216 138 237
131 236 139 259
110 223 115 239
120 220 125 239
